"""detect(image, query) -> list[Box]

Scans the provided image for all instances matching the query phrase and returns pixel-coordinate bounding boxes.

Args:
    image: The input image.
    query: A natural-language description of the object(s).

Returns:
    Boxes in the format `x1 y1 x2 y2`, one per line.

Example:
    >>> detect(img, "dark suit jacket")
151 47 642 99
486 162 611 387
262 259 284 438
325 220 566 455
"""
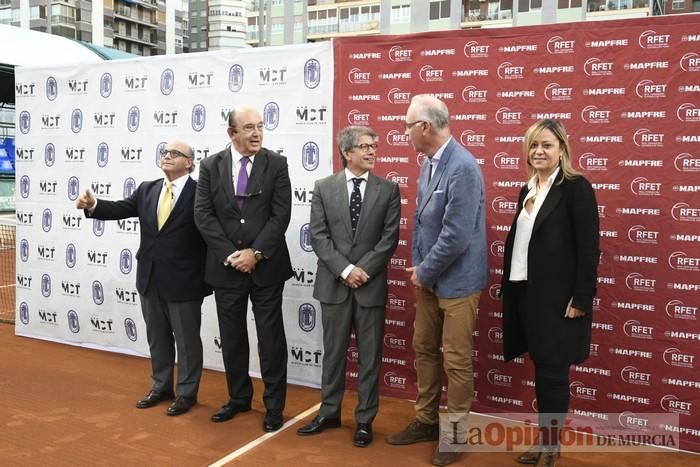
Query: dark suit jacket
85 177 211 302
310 171 401 307
501 172 599 366
194 147 293 288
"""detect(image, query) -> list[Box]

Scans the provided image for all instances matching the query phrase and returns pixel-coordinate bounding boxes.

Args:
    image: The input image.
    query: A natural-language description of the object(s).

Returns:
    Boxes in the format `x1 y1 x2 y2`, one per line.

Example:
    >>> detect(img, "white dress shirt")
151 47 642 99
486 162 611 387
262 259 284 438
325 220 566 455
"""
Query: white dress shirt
340 168 369 280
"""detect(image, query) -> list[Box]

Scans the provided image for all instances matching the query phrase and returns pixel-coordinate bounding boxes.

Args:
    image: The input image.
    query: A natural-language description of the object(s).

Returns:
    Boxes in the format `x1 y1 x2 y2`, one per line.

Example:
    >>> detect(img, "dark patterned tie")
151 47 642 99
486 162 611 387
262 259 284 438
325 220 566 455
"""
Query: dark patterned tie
236 157 249 209
349 177 363 234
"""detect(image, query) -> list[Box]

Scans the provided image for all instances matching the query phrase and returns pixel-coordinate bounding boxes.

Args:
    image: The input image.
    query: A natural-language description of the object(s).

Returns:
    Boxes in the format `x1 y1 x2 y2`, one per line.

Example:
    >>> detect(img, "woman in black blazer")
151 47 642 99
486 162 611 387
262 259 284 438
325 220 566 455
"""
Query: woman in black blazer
501 120 600 467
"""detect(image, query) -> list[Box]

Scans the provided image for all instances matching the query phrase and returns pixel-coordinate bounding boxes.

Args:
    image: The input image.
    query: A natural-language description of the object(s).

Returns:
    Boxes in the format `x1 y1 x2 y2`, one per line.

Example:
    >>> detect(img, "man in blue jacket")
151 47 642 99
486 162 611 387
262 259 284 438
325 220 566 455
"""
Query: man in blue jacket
386 95 488 466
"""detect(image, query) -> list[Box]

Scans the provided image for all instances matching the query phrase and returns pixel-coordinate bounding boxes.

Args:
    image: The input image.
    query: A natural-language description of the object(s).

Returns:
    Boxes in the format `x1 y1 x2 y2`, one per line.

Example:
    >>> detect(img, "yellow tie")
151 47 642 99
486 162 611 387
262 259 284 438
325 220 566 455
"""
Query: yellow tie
157 180 173 230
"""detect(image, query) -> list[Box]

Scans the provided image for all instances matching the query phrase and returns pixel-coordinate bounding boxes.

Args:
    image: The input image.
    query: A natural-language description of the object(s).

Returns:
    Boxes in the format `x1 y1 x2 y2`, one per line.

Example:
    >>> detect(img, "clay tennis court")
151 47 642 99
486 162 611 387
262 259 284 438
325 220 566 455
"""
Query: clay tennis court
0 324 696 467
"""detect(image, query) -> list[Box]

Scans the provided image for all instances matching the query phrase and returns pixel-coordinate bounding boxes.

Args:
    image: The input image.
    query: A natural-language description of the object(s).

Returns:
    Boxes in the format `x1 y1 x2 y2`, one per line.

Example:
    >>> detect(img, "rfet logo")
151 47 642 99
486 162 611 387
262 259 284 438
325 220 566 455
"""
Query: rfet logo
677 103 700 122
487 369 512 387
386 130 409 146
671 202 700 222
463 41 489 58
627 225 658 244
639 30 670 49
580 105 610 124
493 152 519 170
630 177 661 196
544 83 573 101
547 36 575 54
488 284 501 300
383 371 407 389
462 85 487 103
583 58 613 77
228 64 244 92
633 129 664 148
636 80 667 98
348 67 370 84
460 130 486 147
497 62 524 80
487 326 503 344
625 273 655 292
618 411 650 431
419 65 444 82
666 300 697 320
570 381 597 400
663 347 695 369
491 196 517 214
668 251 700 271
623 319 653 339
388 88 411 105
347 109 370 126
389 45 413 62
579 152 608 171
680 52 700 72
674 153 700 172
495 107 521 125
620 365 651 386
304 59 321 89
660 394 692 416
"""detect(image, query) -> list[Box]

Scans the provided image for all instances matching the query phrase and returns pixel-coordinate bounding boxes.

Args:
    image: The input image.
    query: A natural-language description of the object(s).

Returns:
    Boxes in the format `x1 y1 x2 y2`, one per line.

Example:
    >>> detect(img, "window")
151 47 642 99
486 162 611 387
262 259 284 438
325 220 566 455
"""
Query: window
672 0 685 8
519 0 541 11
391 4 410 23
429 0 450 20
191 26 197 33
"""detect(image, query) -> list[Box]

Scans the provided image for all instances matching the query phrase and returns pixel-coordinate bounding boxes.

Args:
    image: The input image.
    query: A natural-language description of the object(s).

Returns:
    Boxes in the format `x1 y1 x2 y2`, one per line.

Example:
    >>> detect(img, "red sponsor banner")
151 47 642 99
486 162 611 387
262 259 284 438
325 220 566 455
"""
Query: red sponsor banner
334 15 700 452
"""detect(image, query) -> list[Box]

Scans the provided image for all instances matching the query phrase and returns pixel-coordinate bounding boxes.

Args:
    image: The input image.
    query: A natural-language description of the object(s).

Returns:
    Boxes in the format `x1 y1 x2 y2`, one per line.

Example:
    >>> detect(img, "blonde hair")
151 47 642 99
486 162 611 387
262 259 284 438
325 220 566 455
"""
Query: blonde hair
523 119 581 183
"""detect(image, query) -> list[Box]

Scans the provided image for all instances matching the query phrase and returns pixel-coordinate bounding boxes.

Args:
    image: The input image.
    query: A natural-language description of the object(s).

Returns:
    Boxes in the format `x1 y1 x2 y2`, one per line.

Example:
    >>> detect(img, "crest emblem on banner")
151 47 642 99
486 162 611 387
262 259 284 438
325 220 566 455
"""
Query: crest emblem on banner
304 59 321 89
67 310 80 333
299 223 312 252
46 76 57 101
301 142 319 171
67 176 79 201
19 111 30 134
298 303 316 332
20 239 29 262
127 106 140 132
229 64 244 92
264 102 279 130
125 318 138 342
92 280 104 305
155 142 166 167
93 219 105 237
161 68 175 95
100 73 112 98
66 243 77 268
71 109 83 133
120 249 133 274
192 104 206 132
97 142 109 167
20 175 30 198
41 208 52 232
19 302 30 325
123 178 136 198
44 143 55 166
41 274 51 297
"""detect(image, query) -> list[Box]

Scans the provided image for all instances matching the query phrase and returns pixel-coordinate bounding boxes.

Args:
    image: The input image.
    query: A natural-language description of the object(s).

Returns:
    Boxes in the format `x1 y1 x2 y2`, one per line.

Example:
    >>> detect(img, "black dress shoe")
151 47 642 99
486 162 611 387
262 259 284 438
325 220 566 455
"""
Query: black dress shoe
297 415 342 436
211 401 251 423
136 389 174 409
263 410 284 432
353 423 373 447
166 397 196 416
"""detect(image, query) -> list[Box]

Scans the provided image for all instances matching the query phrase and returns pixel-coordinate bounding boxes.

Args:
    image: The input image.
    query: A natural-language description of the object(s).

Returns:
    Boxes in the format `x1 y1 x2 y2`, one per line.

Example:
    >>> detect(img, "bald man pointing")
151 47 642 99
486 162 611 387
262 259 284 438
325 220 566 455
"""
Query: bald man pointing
76 140 211 416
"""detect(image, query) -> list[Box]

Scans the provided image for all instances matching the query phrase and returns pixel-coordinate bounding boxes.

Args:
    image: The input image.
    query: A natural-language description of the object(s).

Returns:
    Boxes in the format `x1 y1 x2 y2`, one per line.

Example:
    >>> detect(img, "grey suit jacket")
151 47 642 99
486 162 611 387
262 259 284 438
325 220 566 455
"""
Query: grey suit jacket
413 137 488 298
310 171 401 307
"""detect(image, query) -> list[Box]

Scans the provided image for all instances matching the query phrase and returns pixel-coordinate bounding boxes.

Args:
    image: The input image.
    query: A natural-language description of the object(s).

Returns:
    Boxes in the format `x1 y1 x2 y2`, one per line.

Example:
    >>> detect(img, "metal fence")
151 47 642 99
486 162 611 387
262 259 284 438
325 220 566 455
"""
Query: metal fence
0 217 15 323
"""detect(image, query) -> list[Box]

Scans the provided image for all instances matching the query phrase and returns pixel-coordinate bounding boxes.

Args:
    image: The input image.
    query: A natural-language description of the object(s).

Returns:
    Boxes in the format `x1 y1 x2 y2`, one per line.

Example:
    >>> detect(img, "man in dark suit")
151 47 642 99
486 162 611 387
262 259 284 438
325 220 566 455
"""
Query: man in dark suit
194 106 292 432
297 126 400 447
76 140 211 416
386 95 488 466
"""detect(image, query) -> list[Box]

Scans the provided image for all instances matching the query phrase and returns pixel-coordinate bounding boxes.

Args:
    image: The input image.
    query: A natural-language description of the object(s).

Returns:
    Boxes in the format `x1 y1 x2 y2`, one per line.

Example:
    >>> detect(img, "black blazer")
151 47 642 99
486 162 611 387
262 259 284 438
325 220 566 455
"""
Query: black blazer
194 147 293 288
501 172 599 366
86 177 211 302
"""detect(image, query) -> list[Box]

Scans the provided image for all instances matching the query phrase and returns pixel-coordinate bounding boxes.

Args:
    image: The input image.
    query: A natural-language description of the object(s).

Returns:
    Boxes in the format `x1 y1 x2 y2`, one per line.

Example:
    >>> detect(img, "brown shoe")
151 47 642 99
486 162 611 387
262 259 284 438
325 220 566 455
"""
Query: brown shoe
432 435 462 466
535 448 560 467
516 444 541 464
386 419 439 445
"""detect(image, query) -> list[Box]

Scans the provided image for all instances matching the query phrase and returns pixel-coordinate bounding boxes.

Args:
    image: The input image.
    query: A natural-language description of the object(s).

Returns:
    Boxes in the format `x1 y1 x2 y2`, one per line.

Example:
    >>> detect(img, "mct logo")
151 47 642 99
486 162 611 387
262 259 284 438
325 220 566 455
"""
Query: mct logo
259 66 287 85
296 106 327 124
97 142 109 167
228 64 244 92
298 303 316 332
304 59 321 89
99 73 112 98
263 102 279 130
124 75 148 90
192 105 206 132
160 68 174 95
299 223 313 252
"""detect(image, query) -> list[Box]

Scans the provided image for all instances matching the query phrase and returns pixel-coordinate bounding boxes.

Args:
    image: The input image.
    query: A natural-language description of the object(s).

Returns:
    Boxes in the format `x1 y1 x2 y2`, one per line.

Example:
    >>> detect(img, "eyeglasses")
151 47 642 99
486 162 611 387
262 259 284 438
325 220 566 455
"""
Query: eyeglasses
405 120 425 130
353 143 378 151
234 123 264 134
160 148 190 159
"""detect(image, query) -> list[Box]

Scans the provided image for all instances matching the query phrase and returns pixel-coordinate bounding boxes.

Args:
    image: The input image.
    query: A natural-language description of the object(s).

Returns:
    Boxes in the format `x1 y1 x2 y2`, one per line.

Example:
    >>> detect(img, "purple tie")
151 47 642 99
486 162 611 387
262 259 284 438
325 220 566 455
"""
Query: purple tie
236 157 249 209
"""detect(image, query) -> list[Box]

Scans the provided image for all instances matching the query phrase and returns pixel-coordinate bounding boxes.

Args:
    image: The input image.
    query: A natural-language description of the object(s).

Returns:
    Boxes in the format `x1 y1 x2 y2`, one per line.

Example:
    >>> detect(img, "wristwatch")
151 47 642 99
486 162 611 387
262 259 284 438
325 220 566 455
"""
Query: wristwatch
254 250 264 261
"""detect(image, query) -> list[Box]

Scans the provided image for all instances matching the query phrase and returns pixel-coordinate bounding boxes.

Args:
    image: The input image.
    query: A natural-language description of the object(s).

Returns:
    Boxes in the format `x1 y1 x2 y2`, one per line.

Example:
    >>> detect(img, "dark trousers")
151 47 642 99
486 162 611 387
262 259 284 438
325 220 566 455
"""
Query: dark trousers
140 289 203 400
513 281 570 448
214 280 287 411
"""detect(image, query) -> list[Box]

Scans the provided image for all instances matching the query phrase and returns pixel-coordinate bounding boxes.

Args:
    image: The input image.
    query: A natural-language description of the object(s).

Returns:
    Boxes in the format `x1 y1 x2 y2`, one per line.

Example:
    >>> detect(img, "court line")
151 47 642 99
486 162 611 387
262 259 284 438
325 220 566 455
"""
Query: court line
208 401 321 467
0 284 16 289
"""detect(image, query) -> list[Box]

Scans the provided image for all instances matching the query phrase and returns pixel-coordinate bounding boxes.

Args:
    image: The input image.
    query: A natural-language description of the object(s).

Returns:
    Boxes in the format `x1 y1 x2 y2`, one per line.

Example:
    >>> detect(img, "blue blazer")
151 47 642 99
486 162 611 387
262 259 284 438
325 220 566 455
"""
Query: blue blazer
412 138 488 298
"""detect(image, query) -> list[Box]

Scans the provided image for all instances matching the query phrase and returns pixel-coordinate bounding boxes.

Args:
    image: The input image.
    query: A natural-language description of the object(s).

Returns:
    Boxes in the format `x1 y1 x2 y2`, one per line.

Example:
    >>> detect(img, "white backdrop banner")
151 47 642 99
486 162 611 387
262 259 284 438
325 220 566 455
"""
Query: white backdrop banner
14 42 333 387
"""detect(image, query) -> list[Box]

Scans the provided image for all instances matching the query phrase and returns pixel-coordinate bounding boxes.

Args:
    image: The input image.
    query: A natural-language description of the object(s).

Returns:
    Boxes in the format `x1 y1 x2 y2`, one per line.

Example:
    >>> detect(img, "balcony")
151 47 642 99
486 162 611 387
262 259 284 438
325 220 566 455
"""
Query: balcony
114 8 157 27
113 30 157 47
